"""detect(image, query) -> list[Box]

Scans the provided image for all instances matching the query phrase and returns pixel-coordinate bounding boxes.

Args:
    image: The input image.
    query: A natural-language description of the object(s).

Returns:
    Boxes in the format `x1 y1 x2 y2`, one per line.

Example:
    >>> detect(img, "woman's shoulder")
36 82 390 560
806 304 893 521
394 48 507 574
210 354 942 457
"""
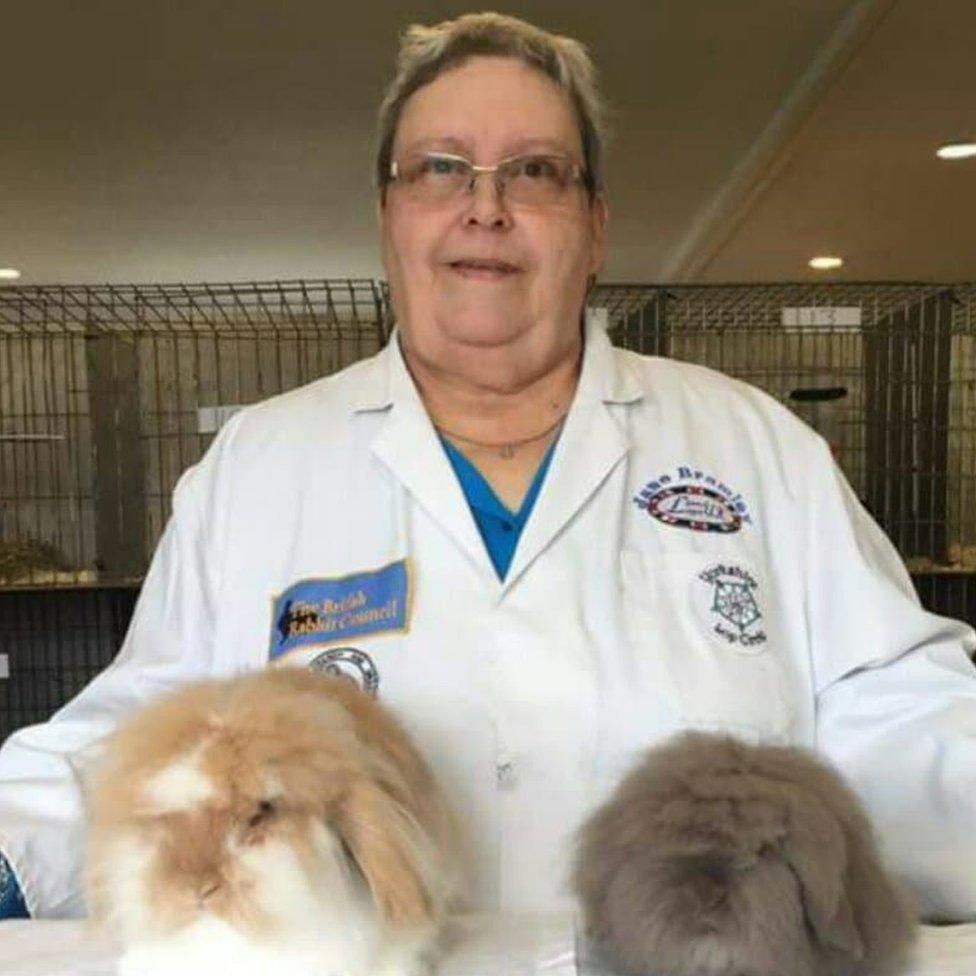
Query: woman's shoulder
611 344 829 485
180 352 387 491
615 345 814 436
221 353 383 442
245 353 381 424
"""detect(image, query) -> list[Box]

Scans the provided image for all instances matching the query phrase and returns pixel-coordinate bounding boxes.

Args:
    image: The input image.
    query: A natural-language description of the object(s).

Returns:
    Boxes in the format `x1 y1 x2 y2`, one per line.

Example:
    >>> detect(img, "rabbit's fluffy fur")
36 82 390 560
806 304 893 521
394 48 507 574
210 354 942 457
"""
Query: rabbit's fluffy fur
574 732 917 976
85 667 460 976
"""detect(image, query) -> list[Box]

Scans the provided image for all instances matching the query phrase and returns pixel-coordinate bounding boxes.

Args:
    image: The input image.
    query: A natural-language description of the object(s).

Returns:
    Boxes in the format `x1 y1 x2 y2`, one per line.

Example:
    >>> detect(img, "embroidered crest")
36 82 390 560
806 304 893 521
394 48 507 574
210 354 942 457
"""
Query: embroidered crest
646 485 741 532
696 563 767 649
309 647 380 696
634 466 752 532
269 560 410 660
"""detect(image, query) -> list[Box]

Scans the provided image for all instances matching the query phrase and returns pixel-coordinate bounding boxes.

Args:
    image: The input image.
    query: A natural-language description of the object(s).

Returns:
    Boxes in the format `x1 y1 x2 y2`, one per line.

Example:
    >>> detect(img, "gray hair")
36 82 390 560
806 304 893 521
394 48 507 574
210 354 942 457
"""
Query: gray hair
375 12 608 199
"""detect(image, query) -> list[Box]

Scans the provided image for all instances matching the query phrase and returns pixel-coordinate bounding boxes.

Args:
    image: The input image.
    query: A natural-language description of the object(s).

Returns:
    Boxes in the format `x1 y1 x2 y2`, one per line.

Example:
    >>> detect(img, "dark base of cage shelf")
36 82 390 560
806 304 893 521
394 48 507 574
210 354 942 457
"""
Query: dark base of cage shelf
0 587 139 740
911 572 976 636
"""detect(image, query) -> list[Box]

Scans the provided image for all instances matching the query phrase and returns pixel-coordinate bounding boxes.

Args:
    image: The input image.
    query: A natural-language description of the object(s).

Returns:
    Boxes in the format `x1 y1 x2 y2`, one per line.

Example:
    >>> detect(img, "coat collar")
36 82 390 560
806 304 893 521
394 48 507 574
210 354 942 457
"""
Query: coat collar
358 315 645 590
350 311 645 415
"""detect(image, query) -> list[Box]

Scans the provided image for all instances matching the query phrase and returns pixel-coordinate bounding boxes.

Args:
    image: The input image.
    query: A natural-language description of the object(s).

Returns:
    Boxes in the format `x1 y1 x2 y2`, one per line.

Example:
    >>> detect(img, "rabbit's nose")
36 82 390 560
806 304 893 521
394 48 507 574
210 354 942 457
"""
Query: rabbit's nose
196 880 221 907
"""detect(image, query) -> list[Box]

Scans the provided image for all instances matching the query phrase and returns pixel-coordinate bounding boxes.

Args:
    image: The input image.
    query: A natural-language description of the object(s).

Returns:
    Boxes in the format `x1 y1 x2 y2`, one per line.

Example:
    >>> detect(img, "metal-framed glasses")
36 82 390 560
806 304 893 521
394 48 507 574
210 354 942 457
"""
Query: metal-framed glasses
388 151 585 206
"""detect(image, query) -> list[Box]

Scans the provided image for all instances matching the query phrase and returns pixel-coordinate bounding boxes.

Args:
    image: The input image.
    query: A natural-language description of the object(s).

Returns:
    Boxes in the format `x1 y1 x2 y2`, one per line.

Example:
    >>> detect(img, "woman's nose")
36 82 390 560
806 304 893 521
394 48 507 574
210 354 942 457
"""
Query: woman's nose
462 173 512 228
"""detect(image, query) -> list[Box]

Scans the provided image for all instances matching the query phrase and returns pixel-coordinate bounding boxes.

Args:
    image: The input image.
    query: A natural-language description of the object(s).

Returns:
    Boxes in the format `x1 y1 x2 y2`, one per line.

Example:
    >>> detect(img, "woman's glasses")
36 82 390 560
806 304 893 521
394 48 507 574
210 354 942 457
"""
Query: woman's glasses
388 151 585 206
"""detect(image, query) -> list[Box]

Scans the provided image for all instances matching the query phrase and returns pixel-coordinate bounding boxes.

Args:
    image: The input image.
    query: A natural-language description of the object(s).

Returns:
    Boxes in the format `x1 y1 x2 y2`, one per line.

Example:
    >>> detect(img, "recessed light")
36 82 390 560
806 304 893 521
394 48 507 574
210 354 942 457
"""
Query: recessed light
0 268 21 281
936 142 976 160
809 256 844 270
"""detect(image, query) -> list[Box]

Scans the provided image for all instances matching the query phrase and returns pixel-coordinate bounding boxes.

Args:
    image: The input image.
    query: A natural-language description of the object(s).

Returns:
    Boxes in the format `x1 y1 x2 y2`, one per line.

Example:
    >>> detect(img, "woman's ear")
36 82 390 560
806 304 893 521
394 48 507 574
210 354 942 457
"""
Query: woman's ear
588 194 609 277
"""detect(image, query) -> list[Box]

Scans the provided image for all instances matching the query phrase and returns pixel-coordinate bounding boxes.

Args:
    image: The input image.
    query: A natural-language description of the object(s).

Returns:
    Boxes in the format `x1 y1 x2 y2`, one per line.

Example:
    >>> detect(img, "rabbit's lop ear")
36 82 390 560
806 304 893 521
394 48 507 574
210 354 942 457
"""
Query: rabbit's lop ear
337 776 434 929
783 797 863 958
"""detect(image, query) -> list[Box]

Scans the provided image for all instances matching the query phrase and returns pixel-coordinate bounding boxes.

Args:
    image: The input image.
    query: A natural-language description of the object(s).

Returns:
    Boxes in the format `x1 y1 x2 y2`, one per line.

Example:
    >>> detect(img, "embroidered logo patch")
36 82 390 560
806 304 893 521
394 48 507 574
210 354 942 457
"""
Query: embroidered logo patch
269 560 409 660
634 466 752 532
309 647 380 696
645 485 741 532
695 563 767 650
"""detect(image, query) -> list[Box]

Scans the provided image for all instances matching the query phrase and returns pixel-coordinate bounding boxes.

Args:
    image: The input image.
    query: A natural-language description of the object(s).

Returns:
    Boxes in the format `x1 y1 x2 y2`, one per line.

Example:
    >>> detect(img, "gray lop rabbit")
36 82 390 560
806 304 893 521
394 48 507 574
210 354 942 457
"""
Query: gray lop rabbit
573 732 917 976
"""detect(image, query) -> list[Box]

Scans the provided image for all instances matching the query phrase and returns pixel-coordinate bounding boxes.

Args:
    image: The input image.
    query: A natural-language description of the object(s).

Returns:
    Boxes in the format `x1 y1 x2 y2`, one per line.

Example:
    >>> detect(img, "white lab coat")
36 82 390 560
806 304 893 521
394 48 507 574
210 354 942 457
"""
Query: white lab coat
1 320 974 920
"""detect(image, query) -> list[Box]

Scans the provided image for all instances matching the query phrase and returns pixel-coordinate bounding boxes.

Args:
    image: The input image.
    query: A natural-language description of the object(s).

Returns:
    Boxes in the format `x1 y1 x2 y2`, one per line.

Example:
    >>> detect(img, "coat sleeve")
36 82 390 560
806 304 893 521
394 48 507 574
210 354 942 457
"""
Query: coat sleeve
0 445 224 919
805 436 976 921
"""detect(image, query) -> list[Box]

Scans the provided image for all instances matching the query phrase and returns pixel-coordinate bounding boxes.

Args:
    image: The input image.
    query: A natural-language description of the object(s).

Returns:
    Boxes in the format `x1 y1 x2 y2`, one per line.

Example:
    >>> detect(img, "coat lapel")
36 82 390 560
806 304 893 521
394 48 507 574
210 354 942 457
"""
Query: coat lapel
361 337 497 581
501 324 644 595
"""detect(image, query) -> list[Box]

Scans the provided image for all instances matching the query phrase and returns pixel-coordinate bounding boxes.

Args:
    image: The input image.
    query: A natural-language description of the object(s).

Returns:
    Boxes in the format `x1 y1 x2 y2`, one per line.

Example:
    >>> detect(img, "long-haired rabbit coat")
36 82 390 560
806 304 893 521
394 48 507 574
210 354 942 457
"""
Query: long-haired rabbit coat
574 732 917 976
85 667 460 976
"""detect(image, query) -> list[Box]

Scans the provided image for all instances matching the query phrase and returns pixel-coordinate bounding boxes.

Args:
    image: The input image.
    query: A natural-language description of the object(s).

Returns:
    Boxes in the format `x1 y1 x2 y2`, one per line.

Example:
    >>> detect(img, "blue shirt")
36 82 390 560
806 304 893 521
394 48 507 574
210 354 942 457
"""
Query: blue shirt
0 852 29 919
440 436 557 580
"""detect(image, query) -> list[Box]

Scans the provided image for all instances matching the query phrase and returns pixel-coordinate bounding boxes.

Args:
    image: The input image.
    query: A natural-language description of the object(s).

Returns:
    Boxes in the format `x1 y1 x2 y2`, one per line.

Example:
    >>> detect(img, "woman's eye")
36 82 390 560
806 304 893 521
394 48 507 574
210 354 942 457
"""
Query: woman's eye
424 156 464 177
518 157 558 179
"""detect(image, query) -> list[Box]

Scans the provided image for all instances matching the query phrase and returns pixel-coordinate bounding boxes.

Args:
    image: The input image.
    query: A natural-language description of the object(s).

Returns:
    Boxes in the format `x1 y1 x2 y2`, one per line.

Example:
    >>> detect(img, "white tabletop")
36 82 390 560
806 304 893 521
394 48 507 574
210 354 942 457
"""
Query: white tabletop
0 915 974 976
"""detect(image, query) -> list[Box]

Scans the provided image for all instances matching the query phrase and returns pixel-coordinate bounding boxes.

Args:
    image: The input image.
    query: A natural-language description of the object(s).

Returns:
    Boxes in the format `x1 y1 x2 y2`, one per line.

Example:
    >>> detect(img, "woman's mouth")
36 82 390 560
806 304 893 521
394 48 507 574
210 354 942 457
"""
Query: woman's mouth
447 259 521 280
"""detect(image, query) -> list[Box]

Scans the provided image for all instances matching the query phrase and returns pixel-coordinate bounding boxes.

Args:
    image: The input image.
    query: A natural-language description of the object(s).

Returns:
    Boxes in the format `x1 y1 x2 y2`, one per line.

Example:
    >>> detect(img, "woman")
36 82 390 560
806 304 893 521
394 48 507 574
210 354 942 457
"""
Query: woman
1 12 974 921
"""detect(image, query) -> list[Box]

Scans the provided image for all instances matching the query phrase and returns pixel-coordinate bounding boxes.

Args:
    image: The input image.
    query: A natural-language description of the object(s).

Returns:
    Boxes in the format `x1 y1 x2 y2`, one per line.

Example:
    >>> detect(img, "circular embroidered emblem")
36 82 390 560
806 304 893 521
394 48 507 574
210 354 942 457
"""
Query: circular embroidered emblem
693 562 768 652
645 486 742 533
309 647 380 696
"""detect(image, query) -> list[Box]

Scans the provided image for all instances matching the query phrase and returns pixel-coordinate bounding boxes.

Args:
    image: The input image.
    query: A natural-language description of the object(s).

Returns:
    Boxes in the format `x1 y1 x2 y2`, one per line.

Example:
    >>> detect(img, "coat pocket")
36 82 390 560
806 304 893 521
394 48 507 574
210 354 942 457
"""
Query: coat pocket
620 548 791 740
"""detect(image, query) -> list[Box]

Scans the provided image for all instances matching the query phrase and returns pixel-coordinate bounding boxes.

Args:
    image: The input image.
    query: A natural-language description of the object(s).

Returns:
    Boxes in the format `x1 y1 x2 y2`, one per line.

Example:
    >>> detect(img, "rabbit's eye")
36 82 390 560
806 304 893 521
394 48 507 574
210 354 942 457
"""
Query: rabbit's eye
247 799 277 828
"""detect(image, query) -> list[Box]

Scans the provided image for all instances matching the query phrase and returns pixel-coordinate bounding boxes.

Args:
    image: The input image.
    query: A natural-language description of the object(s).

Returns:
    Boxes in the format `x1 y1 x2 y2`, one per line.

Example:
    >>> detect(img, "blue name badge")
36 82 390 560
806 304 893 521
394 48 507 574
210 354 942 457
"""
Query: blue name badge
269 560 410 661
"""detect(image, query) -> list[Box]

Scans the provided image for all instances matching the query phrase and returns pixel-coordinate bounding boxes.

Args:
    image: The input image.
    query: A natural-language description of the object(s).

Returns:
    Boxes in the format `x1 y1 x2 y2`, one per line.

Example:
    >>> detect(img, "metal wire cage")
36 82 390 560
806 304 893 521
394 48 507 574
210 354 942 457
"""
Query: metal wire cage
2 278 974 581
0 280 389 587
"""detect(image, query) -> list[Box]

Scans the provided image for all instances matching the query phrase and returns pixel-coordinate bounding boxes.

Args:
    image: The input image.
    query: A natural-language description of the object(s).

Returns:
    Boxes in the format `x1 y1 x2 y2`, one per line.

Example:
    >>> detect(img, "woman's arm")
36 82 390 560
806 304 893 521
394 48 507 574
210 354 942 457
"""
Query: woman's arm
804 436 976 921
0 439 226 918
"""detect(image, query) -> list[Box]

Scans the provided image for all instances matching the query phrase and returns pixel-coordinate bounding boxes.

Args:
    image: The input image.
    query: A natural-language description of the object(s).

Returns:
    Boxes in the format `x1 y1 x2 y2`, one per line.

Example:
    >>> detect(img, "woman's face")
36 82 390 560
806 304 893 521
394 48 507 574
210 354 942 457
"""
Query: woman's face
380 56 607 386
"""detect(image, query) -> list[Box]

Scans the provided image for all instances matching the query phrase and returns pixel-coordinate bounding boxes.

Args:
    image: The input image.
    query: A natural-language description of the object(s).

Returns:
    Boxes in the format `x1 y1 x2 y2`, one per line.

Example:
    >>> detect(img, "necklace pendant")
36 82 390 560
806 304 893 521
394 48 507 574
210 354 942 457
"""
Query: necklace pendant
498 444 516 460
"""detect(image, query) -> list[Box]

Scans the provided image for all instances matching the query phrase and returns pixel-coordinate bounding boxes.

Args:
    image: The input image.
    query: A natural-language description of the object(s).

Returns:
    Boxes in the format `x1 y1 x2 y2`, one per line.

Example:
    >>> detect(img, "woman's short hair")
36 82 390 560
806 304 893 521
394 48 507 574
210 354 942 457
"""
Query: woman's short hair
376 12 608 199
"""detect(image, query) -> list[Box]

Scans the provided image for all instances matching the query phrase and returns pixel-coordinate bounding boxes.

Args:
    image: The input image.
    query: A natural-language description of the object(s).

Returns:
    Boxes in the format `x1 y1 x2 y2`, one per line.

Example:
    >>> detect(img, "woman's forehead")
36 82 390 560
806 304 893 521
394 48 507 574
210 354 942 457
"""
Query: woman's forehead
393 56 582 159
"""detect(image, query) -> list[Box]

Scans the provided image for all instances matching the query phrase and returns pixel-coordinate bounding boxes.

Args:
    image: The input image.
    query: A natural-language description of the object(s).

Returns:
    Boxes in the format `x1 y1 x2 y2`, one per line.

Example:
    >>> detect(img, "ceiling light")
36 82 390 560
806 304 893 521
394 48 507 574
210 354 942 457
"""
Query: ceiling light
809 256 844 270
936 142 976 160
0 268 21 281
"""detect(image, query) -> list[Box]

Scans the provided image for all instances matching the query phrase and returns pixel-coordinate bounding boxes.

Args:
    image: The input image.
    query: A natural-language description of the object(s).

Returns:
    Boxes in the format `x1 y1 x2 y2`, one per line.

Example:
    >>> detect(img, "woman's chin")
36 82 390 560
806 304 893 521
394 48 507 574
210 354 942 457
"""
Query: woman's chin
430 311 535 350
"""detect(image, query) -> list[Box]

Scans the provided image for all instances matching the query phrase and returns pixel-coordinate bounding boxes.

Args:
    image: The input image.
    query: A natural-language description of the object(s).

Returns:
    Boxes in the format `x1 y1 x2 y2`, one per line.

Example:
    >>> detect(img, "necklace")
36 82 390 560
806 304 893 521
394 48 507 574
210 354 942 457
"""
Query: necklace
434 412 568 459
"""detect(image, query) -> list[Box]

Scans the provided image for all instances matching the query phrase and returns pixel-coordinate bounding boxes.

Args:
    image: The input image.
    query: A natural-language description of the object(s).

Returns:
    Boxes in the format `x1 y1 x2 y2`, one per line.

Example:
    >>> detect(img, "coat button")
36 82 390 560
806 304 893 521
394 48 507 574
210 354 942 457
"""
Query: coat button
495 760 518 790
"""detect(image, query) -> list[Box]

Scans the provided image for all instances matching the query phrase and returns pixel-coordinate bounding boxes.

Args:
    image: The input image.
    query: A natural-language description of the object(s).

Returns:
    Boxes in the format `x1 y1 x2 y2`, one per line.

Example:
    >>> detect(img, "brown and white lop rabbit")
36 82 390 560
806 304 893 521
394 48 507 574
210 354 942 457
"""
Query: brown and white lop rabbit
85 666 461 976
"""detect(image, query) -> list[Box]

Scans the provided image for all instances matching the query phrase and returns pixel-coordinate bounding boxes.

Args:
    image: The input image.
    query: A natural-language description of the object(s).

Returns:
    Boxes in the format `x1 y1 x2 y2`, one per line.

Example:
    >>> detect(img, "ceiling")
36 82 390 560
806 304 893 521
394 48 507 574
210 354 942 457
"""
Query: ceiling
1 0 973 285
